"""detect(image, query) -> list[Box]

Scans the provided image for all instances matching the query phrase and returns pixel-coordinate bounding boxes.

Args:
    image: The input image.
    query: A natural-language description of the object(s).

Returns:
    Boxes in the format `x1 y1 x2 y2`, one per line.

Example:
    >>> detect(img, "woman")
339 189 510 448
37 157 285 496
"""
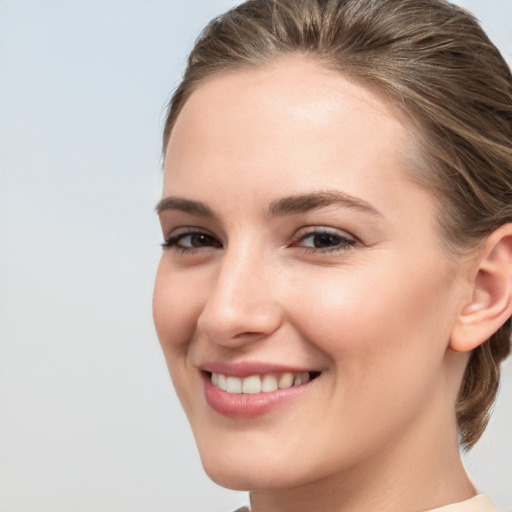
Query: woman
153 0 512 510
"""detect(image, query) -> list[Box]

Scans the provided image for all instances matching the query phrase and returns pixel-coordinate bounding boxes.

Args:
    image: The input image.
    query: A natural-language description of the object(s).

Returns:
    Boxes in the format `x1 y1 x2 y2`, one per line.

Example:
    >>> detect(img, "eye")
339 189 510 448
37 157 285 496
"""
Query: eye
292 228 356 252
162 231 222 251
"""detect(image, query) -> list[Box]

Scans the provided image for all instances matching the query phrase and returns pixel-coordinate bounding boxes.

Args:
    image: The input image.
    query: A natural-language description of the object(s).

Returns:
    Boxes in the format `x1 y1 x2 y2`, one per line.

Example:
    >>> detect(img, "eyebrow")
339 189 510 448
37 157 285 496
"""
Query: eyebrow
155 190 382 219
156 196 217 218
268 191 383 217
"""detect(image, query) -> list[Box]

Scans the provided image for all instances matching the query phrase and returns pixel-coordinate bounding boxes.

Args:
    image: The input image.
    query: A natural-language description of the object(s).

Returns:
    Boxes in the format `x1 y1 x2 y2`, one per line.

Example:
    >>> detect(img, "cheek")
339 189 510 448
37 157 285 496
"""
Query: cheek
153 260 210 420
279 260 459 465
289 257 457 379
152 260 205 367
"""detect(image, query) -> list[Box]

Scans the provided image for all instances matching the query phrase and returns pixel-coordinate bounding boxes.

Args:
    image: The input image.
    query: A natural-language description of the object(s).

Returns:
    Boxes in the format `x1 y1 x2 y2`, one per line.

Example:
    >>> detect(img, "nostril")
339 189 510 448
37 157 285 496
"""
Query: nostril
233 331 264 338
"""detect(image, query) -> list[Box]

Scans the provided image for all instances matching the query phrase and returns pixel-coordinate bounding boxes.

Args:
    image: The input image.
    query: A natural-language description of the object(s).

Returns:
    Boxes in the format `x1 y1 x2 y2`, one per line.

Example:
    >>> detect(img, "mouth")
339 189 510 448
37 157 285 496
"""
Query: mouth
200 366 322 419
207 370 322 394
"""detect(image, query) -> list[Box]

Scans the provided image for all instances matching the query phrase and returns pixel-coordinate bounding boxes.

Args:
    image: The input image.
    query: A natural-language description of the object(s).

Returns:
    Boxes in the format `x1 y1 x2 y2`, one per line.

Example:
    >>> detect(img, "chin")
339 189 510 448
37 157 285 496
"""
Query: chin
202 464 258 491
197 435 328 492
198 443 274 490
202 458 300 491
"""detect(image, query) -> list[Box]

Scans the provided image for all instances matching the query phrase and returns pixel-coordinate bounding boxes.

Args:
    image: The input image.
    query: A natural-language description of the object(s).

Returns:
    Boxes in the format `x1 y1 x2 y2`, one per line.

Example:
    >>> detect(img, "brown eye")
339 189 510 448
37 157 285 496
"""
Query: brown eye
162 232 222 250
295 229 356 251
310 233 344 248
178 233 218 248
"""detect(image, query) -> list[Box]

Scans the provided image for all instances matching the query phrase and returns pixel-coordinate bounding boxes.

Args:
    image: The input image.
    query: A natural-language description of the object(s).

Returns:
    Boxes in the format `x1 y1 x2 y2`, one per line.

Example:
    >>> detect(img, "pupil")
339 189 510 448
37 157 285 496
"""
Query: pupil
314 233 338 247
193 234 210 246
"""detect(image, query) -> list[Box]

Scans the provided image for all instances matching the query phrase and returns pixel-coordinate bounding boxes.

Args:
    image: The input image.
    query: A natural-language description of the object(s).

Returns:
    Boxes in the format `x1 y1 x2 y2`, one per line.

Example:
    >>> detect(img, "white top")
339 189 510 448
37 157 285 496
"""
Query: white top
233 494 498 512
428 495 497 512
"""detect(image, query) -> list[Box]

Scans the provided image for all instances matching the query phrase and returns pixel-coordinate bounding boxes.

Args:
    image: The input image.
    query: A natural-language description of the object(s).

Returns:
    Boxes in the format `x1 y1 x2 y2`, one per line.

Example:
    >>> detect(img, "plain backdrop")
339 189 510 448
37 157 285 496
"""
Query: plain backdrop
0 1 511 511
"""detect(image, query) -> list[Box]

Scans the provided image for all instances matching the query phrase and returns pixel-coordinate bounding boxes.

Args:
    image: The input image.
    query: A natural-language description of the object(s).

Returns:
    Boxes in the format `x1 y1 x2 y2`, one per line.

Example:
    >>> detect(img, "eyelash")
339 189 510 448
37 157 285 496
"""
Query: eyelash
161 228 357 254
161 231 222 252
291 229 357 253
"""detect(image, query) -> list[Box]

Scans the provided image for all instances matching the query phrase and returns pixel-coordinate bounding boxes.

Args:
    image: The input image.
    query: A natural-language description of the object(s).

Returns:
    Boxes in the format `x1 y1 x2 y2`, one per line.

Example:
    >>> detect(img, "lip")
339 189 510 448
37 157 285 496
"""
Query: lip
199 361 320 419
199 360 314 378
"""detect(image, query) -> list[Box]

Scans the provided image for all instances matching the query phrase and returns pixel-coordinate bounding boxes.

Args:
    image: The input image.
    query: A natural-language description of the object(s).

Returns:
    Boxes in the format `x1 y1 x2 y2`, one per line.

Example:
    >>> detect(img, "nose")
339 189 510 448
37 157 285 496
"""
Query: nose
197 246 283 348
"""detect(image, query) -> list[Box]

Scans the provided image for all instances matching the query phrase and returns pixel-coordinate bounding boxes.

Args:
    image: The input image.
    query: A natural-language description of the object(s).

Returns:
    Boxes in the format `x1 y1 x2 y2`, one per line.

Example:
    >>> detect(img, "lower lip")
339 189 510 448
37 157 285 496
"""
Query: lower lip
203 373 316 419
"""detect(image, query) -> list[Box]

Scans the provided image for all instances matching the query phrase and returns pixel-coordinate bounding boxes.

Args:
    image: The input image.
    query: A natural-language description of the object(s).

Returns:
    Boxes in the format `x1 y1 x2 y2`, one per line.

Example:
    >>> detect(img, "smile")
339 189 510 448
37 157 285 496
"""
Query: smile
210 371 320 394
202 368 322 419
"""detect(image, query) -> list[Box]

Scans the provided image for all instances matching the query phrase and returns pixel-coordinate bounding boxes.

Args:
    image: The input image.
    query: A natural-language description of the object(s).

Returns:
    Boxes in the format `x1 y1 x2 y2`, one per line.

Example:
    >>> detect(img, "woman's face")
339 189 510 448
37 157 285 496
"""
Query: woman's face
154 58 469 491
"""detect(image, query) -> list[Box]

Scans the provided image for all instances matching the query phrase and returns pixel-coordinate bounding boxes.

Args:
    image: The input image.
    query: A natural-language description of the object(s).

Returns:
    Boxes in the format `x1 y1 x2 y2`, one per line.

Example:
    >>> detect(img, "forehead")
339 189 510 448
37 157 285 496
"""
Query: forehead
164 57 420 212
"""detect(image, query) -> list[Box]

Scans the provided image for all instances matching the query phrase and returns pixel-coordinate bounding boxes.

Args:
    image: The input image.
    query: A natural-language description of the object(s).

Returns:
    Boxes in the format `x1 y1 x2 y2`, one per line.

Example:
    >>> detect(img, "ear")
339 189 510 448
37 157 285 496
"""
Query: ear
450 224 512 353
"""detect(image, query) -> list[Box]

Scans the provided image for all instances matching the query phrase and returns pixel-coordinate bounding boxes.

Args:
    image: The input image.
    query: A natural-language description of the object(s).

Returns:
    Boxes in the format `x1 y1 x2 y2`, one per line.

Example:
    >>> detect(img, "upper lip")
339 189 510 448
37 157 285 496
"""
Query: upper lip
198 361 317 378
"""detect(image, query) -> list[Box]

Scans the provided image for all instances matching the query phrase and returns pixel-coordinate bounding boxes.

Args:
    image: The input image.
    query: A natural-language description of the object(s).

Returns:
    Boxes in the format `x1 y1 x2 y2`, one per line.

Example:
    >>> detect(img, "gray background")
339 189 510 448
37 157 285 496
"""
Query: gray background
0 1 510 511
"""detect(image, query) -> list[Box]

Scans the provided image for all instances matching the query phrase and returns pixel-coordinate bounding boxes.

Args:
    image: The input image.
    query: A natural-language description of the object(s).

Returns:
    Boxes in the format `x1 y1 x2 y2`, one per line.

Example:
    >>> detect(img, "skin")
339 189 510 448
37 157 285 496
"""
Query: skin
153 57 484 512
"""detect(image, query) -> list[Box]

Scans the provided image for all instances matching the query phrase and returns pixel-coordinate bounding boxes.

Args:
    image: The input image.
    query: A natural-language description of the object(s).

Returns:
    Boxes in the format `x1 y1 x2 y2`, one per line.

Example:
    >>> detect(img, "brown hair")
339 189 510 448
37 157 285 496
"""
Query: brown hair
163 0 512 449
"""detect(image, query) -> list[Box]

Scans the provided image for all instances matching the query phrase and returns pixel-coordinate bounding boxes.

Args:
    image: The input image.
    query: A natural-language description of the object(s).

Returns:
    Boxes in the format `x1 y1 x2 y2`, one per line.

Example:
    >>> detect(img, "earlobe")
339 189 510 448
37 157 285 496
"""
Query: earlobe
450 224 512 353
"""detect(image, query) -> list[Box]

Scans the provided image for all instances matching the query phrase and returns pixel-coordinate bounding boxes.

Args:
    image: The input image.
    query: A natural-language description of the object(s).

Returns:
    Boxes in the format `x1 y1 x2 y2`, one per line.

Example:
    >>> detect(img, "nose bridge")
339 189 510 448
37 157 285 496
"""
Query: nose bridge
198 239 282 344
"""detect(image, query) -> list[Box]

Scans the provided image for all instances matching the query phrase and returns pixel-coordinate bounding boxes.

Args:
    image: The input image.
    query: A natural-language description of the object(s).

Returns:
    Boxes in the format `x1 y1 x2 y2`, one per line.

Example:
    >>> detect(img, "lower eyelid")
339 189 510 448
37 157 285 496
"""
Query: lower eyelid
298 241 356 253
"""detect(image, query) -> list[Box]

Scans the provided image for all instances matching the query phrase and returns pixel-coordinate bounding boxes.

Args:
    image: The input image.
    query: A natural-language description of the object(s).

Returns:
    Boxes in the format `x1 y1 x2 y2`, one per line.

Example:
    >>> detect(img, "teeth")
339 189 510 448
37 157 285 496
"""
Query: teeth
226 376 242 393
278 373 294 389
210 371 316 394
242 375 261 394
261 374 278 392
217 374 227 391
